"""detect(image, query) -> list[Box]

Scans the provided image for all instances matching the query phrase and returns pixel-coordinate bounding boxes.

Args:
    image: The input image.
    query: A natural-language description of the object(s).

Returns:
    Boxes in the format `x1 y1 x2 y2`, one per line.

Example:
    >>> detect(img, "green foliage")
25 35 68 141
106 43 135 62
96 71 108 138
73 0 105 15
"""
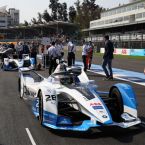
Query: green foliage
24 20 29 26
37 12 43 24
42 10 52 22
62 2 68 21
25 0 105 30
49 0 59 20
69 6 77 23
31 18 38 24
73 0 104 29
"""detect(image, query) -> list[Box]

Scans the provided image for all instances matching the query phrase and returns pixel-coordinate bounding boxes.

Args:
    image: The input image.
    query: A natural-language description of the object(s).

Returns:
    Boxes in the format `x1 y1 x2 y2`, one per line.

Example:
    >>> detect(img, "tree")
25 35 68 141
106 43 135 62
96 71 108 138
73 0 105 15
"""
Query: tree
37 12 43 24
42 10 52 22
69 6 76 23
57 3 63 20
62 2 68 21
24 20 29 26
31 18 38 24
49 0 59 20
73 0 104 29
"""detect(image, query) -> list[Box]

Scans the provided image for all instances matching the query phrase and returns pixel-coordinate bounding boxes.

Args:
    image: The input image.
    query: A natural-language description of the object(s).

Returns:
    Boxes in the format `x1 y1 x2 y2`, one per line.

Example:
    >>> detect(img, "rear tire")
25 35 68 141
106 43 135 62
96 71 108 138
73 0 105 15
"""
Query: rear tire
38 91 43 125
18 78 23 99
109 87 123 122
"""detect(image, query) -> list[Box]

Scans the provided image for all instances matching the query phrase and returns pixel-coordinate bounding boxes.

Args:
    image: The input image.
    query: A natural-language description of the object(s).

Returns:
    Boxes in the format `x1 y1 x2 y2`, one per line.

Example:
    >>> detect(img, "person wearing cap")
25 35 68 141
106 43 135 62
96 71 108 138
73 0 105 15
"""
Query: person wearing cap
102 35 114 80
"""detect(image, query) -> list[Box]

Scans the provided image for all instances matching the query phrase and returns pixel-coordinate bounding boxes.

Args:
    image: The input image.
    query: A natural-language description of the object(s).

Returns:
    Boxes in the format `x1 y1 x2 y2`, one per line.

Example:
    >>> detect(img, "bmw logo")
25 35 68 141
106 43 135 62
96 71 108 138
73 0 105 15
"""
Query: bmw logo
102 115 108 118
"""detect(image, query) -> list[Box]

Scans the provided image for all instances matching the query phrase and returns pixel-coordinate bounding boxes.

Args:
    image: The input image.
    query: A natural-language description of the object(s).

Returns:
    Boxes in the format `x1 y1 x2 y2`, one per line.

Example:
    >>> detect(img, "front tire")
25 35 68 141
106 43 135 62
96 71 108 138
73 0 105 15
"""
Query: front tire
38 91 43 125
109 87 123 122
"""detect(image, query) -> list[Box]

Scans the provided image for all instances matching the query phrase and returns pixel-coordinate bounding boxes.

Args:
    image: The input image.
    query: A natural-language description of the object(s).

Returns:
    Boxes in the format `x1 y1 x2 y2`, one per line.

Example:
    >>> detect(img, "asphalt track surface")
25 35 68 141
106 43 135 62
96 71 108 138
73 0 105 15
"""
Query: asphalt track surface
0 56 145 145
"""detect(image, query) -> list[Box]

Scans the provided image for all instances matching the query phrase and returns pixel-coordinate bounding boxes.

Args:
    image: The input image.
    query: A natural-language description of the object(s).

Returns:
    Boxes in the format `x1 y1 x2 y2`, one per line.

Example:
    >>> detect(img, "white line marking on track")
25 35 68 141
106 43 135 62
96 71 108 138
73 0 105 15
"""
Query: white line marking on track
25 128 37 145
88 70 145 87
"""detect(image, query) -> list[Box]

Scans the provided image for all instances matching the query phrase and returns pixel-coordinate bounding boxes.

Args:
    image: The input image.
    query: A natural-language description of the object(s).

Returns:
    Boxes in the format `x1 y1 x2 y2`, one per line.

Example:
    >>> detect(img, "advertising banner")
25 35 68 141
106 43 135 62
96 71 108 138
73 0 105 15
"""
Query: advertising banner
130 49 145 56
100 48 145 56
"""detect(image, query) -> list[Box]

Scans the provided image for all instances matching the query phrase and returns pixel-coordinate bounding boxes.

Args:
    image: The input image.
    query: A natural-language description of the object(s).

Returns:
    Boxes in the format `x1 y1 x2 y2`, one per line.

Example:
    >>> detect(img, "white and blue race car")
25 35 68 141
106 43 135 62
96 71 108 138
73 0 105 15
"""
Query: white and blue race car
18 61 141 131
2 54 35 71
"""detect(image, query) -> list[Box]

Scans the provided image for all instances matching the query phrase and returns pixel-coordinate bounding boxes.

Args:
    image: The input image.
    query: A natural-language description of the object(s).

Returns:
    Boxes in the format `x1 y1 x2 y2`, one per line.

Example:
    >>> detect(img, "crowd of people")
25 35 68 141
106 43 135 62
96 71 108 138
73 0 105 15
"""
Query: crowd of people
0 35 115 80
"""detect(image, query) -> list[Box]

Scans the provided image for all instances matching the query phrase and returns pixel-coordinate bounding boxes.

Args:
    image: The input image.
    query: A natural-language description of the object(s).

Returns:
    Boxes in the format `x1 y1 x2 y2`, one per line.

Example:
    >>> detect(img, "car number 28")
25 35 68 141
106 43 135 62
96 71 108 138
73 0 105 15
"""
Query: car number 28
46 95 56 102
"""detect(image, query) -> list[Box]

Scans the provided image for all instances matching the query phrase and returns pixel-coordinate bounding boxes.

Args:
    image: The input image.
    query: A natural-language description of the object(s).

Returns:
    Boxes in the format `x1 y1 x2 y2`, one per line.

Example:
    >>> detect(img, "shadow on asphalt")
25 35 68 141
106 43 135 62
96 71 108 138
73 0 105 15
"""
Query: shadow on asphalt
48 124 145 144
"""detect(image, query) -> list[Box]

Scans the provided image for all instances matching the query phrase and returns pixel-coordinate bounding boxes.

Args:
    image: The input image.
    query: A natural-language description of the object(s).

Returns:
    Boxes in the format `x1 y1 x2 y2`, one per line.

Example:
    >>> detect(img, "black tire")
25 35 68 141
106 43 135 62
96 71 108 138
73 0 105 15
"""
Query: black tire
18 78 21 93
38 91 43 125
18 78 23 99
109 87 124 122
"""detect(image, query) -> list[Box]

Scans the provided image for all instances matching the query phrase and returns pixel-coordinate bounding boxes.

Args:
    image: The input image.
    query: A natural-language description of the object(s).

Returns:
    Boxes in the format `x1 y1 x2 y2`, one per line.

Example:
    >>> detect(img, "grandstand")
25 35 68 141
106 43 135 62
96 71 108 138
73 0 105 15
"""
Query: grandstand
83 0 145 49
0 21 78 41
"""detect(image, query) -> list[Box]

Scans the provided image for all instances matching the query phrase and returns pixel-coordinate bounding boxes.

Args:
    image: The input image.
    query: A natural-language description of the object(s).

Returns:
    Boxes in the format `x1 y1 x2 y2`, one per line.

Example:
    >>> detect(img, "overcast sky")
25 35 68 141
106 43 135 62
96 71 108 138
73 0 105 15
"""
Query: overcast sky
0 0 129 23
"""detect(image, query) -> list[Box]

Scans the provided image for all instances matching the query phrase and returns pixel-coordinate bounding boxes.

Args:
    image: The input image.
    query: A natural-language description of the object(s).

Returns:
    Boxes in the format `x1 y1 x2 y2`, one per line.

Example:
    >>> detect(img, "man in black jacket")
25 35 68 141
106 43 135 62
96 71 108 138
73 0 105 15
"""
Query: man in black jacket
102 35 114 80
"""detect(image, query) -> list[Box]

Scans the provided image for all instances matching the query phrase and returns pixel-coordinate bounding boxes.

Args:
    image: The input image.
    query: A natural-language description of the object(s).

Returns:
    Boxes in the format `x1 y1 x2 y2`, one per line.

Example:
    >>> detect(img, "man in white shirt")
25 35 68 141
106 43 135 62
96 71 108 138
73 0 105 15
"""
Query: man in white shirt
82 40 89 71
67 40 76 66
48 41 60 75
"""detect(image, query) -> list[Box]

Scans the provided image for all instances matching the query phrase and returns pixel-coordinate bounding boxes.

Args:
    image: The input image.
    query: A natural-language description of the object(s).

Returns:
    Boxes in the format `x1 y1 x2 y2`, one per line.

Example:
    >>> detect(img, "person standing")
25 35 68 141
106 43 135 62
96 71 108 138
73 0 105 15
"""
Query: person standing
30 41 38 68
87 41 94 70
15 42 23 59
82 40 89 72
67 40 76 67
102 35 114 80
48 41 59 75
23 42 30 54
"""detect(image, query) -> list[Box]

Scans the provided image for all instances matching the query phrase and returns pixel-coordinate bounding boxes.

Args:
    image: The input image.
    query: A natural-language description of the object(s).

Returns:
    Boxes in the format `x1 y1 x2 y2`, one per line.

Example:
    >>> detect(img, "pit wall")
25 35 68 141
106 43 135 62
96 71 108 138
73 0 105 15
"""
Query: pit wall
100 48 145 56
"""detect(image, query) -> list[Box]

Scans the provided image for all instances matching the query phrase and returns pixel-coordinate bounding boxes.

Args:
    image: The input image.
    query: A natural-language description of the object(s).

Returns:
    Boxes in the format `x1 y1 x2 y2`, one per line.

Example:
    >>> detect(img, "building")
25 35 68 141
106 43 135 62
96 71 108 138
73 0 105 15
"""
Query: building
0 6 8 29
0 6 19 29
84 0 145 49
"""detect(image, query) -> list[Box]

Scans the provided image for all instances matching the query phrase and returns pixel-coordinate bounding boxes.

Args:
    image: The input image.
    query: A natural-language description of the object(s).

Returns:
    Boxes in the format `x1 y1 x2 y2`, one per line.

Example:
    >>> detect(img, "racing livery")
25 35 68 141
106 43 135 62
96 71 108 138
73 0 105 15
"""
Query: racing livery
18 61 141 131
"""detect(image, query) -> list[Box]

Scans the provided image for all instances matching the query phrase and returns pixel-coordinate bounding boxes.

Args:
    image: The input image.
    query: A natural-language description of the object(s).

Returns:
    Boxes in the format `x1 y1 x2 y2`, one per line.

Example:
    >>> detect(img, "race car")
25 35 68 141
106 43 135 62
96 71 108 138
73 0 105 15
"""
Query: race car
18 60 141 131
2 54 35 71
0 47 14 60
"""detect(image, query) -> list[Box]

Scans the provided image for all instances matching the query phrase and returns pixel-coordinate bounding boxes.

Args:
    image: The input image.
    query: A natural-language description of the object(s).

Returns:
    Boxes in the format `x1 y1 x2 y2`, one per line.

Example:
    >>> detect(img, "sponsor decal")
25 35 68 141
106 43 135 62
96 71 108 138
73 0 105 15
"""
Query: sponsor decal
92 106 103 110
90 102 103 110
102 115 108 118
24 86 36 97
90 102 101 106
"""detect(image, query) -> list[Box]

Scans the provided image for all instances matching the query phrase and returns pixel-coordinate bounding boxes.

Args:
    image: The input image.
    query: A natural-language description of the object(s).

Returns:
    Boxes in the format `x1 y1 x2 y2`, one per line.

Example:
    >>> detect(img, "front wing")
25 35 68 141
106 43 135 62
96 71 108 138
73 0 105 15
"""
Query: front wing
32 98 141 131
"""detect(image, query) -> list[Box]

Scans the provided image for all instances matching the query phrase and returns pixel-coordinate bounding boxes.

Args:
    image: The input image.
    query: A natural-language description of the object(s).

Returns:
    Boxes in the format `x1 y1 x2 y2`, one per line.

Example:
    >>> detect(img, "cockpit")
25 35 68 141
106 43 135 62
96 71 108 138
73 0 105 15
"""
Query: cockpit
51 64 82 86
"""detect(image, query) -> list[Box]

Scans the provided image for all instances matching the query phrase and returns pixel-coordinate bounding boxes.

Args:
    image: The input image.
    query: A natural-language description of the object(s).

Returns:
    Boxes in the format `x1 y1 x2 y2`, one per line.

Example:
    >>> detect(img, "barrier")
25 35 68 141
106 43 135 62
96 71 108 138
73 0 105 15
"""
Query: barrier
130 49 145 56
100 48 145 56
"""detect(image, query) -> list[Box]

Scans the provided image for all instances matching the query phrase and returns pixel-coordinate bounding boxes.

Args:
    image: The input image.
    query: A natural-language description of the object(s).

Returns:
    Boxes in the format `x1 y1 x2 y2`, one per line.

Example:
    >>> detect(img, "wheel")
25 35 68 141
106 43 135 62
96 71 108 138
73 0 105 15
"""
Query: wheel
18 78 23 99
18 78 21 93
38 91 43 125
109 87 123 122
18 78 25 99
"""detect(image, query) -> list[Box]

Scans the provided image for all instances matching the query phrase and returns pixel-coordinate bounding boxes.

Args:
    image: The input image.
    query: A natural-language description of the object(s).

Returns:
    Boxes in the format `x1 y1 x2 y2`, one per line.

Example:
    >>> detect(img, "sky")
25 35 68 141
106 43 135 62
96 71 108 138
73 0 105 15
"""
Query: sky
0 0 129 23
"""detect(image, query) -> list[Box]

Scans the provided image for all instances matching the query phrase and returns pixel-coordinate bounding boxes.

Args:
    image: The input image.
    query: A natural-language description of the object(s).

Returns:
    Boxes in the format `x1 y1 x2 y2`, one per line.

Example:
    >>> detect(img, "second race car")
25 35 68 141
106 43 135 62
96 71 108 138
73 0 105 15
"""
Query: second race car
2 54 35 71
